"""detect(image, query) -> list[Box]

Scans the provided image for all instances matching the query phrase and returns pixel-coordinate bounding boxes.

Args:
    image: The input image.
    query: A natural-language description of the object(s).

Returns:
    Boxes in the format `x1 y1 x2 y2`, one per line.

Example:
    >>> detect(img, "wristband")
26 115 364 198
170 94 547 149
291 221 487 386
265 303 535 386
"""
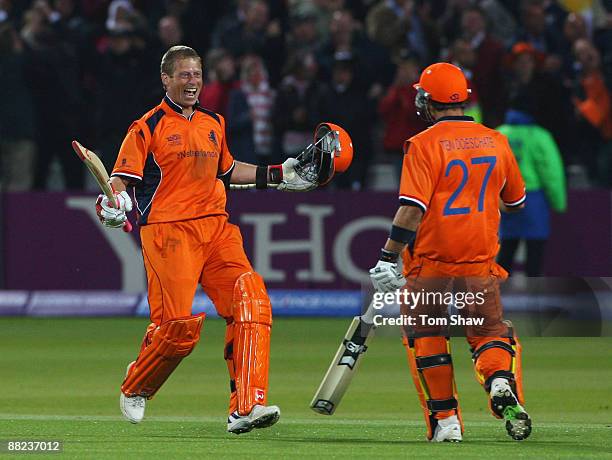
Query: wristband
379 249 399 263
256 166 268 189
389 225 416 246
256 165 284 189
268 164 283 184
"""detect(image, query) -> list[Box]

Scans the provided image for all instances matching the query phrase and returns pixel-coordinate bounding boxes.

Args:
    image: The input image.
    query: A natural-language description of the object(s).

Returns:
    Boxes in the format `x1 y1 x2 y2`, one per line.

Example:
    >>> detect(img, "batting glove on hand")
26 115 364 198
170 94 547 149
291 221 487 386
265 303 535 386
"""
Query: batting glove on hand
96 191 133 228
369 260 406 293
277 158 317 192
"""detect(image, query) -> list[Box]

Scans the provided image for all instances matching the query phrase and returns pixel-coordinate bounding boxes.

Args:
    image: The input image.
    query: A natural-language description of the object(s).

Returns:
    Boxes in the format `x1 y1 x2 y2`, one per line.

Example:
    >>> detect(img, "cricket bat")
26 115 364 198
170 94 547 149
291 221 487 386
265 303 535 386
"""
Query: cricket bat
72 140 132 232
310 300 378 415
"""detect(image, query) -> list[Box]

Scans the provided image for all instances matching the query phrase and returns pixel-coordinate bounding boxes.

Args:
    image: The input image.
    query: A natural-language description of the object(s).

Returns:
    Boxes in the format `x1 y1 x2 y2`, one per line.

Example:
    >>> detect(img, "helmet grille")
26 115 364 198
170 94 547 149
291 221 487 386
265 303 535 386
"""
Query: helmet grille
294 124 336 185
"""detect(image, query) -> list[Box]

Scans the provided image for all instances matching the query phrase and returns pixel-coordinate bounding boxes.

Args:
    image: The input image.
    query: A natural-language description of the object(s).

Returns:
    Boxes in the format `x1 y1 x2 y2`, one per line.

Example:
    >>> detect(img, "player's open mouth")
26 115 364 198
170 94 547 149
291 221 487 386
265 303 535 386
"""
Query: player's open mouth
184 88 197 97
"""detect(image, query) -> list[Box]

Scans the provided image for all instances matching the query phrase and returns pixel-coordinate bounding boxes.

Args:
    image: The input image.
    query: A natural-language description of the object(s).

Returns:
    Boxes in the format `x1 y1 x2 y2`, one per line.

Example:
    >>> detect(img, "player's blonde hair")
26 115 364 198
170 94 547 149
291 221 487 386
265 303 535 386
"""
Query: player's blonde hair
160 46 202 75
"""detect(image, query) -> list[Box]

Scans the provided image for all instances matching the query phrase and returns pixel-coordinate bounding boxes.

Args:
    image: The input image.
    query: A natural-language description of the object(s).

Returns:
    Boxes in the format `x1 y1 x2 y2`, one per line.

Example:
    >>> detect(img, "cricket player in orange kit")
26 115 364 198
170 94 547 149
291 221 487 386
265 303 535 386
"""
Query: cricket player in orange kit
369 62 531 442
94 46 335 434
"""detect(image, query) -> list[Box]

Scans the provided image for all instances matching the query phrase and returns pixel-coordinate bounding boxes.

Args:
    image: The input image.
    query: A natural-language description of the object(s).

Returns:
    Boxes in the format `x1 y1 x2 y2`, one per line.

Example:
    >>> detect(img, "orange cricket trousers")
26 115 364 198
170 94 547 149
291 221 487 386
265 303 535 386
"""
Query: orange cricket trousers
130 216 272 414
140 215 252 323
402 255 512 338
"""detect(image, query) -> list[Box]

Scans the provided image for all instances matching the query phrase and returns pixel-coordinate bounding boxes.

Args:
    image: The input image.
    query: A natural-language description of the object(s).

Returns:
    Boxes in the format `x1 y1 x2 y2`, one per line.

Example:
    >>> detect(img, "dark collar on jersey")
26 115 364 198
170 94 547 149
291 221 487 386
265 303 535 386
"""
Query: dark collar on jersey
163 94 200 116
435 115 474 123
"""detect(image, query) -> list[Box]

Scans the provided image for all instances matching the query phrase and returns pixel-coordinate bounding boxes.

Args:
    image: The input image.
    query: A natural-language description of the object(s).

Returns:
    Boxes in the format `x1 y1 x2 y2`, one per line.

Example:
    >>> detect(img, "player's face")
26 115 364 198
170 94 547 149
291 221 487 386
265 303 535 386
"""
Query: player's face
164 58 203 108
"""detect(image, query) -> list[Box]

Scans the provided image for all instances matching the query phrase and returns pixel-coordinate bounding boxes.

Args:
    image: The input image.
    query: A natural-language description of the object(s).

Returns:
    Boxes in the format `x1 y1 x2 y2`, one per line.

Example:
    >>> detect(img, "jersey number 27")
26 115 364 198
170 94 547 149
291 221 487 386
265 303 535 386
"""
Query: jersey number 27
443 156 496 216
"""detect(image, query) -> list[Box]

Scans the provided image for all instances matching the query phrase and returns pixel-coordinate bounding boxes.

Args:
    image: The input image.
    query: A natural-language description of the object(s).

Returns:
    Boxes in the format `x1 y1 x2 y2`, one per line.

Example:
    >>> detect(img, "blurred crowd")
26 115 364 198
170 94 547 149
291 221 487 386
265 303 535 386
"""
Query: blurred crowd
0 0 611 191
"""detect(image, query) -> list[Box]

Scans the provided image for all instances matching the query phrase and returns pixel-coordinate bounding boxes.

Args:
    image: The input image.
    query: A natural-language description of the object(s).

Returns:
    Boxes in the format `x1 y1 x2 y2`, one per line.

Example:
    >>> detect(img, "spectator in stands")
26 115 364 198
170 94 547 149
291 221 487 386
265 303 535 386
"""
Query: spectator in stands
176 0 225 54
439 0 515 48
541 0 569 34
227 55 276 165
0 22 36 191
147 14 184 69
308 0 346 43
366 0 439 64
44 0 95 84
0 0 11 22
592 0 612 85
378 51 427 179
273 50 328 158
199 48 239 117
497 96 567 276
460 5 505 127
479 0 517 47
504 42 570 162
21 1 84 189
157 15 183 49
319 9 392 94
449 37 483 123
95 26 159 169
410 0 442 64
212 0 285 85
571 38 612 185
286 4 321 55
515 0 565 73
322 52 377 189
211 0 250 46
438 0 471 46
366 0 412 54
105 0 146 34
560 12 588 78
43 0 92 56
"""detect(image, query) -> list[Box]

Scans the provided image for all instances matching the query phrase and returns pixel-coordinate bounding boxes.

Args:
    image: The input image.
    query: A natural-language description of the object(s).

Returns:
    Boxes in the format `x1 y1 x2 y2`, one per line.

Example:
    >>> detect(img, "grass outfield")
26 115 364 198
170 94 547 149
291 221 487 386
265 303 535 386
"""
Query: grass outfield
1 318 611 459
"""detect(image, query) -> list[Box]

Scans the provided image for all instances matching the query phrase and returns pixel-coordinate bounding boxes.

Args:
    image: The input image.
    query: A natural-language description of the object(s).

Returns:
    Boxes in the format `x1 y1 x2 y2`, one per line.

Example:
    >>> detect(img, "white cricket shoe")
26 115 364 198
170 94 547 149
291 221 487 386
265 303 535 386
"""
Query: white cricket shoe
119 361 146 424
227 404 281 435
431 415 462 442
490 378 532 441
120 393 146 423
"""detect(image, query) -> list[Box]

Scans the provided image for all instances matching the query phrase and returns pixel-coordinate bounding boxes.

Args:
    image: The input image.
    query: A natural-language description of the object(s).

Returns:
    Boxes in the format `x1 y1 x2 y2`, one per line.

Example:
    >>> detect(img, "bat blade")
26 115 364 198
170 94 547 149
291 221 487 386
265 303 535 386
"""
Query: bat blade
72 140 132 232
310 313 375 415
72 141 113 198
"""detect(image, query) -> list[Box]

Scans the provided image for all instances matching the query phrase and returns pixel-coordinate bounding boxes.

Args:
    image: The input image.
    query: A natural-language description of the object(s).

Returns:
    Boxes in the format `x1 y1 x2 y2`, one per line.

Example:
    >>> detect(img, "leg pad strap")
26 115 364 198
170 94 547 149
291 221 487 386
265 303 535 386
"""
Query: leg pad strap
427 397 458 412
484 370 516 392
416 353 452 370
472 340 515 363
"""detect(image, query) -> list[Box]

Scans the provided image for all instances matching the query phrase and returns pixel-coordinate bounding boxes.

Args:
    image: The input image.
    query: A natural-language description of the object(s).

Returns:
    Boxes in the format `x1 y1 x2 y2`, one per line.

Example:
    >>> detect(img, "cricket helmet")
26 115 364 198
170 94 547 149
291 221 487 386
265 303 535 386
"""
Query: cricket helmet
294 122 353 186
413 62 471 121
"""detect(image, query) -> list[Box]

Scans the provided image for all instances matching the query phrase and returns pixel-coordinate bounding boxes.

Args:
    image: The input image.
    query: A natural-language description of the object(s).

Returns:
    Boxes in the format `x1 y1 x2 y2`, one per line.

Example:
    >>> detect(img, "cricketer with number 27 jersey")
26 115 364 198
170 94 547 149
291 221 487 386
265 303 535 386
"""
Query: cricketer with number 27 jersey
400 115 526 264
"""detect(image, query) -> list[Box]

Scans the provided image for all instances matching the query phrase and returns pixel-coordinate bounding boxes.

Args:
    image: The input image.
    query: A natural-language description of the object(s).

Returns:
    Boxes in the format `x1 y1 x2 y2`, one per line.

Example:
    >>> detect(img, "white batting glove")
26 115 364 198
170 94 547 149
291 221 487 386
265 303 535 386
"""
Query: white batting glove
95 191 133 228
369 260 406 293
277 158 317 192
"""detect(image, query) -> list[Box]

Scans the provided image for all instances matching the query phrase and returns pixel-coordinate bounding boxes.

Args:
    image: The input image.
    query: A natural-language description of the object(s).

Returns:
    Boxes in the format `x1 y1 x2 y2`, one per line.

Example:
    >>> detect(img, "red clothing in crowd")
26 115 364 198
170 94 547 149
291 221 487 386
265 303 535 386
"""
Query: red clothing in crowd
199 80 240 117
378 84 428 152
471 34 505 127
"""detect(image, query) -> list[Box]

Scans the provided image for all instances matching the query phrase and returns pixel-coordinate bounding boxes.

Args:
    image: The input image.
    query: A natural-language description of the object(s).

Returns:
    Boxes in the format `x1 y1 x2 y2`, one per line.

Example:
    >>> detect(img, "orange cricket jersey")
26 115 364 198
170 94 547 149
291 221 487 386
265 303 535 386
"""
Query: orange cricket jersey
111 95 235 224
400 115 526 263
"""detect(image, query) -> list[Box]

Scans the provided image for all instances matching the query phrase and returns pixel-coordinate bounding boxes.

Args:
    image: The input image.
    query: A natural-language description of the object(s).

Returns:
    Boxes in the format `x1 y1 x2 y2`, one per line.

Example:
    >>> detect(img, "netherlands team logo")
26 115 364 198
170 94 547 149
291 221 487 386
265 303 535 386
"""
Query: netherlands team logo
209 130 218 147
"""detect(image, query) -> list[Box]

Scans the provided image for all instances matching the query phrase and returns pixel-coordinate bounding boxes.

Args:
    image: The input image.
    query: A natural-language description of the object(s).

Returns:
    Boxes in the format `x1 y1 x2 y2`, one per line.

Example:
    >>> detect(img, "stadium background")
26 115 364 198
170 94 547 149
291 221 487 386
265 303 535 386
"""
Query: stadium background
0 0 611 458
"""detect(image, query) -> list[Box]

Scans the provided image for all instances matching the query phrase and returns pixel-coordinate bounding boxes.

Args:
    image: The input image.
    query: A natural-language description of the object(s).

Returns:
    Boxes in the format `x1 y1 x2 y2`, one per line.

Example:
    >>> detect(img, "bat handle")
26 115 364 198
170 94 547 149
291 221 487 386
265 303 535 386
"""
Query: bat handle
109 181 133 233
122 219 133 233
